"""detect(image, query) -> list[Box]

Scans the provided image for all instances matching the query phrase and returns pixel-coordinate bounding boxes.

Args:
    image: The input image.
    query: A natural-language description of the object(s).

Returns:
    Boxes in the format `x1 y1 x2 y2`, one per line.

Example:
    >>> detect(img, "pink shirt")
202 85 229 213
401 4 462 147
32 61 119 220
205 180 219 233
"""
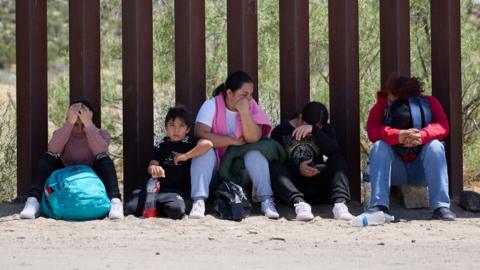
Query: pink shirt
211 94 272 163
48 122 111 166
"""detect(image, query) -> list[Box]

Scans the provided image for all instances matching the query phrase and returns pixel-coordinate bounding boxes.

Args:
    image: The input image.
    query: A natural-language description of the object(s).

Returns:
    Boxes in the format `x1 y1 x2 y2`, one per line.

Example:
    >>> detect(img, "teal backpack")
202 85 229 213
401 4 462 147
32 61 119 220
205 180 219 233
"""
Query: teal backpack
41 165 111 221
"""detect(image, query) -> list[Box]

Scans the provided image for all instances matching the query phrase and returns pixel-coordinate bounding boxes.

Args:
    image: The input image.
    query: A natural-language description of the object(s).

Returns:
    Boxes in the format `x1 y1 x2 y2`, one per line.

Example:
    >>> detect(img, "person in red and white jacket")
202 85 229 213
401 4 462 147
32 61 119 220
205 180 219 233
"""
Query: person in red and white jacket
20 100 123 220
366 75 455 220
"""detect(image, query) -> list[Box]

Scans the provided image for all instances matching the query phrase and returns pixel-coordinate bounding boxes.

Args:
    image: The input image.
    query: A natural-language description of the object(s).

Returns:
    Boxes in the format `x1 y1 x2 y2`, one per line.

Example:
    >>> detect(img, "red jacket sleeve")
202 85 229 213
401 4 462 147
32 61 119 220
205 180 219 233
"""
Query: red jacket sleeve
366 98 401 145
419 96 449 144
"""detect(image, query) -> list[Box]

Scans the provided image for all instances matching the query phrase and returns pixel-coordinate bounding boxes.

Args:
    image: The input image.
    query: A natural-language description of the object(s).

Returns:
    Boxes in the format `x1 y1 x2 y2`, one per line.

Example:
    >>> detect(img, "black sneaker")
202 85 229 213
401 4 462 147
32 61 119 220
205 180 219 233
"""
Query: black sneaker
367 205 391 215
432 207 456 221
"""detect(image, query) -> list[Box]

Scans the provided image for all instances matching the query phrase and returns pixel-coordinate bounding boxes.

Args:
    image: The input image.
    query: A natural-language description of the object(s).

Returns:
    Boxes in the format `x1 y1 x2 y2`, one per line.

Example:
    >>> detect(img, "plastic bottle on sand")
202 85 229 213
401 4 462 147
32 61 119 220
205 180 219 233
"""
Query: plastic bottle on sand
351 211 394 227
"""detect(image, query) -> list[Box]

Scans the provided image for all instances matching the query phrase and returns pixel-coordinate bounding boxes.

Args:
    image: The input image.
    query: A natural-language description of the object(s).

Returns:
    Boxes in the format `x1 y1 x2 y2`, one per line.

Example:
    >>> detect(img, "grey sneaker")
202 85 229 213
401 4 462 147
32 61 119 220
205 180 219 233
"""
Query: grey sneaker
261 198 280 219
432 207 456 221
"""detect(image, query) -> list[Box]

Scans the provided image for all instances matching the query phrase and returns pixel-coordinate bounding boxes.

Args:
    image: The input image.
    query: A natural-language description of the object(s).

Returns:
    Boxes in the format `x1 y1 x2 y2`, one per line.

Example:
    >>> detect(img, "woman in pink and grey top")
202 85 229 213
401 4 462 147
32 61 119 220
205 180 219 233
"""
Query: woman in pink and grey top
20 100 123 220
189 71 279 219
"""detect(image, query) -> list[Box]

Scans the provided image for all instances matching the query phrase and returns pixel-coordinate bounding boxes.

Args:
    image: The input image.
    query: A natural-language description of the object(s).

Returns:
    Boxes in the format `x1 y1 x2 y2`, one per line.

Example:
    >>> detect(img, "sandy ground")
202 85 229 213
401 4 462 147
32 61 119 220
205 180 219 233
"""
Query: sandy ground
3 81 480 269
1 201 480 270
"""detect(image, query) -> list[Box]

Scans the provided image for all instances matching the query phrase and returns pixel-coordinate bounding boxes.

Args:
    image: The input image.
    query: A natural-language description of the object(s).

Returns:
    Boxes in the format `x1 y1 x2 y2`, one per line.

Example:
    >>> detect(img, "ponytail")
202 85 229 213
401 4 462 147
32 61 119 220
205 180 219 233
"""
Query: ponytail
212 83 227 97
212 70 254 97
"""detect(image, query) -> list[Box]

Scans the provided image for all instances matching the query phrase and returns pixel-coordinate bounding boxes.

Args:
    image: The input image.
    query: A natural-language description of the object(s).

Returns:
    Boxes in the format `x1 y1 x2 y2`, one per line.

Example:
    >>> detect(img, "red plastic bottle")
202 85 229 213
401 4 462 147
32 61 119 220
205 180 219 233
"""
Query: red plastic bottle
143 178 160 218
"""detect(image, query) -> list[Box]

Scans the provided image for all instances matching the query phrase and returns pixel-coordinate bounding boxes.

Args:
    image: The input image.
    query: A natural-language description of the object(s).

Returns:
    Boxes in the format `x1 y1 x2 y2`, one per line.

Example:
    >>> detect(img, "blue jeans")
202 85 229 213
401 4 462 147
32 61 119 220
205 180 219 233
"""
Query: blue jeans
190 149 274 201
369 140 450 209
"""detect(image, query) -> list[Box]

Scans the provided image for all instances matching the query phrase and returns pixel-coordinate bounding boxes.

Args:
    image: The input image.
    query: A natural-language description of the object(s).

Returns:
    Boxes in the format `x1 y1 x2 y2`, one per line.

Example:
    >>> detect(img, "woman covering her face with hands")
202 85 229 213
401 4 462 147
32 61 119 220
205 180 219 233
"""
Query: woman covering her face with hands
188 71 279 219
20 100 124 220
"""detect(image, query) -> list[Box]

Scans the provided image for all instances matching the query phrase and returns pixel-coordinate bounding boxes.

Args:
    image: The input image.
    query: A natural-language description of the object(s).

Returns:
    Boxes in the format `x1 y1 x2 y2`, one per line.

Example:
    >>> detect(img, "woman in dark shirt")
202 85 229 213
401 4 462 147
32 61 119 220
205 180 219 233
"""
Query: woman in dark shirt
270 102 354 221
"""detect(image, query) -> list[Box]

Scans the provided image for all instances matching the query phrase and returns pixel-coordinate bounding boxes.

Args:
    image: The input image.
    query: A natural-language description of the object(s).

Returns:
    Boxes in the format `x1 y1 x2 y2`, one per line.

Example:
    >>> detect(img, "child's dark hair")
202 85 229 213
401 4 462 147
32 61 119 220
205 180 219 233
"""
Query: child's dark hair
301 101 329 126
164 106 193 128
385 74 424 100
212 70 254 97
71 99 97 123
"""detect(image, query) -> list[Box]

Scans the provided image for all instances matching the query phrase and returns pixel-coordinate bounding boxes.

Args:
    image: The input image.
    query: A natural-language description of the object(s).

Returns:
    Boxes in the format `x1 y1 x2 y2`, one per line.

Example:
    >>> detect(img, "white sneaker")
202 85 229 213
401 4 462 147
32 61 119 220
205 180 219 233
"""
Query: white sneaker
189 200 205 219
109 198 124 219
261 198 280 219
20 197 40 219
294 201 314 221
332 202 354 221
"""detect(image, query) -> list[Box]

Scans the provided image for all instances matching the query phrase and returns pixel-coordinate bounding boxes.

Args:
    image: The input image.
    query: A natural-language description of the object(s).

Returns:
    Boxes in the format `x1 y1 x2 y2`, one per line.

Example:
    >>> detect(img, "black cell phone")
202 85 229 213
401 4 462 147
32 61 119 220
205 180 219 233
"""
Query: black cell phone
310 163 326 170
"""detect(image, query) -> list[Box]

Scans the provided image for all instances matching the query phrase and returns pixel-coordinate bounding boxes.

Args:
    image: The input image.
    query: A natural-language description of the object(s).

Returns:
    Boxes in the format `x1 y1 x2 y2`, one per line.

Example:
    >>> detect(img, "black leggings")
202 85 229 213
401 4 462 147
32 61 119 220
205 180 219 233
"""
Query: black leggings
125 190 186 220
270 154 351 207
29 152 122 200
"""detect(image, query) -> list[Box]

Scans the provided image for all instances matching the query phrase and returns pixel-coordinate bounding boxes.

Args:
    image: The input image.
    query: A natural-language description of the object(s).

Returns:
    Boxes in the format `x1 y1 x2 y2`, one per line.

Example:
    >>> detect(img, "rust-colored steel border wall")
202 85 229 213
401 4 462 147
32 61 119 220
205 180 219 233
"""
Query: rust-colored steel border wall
227 0 259 100
69 0 101 127
380 0 410 87
15 1 463 201
16 0 48 196
431 0 463 197
279 0 310 123
328 0 361 201
122 0 154 199
175 0 206 116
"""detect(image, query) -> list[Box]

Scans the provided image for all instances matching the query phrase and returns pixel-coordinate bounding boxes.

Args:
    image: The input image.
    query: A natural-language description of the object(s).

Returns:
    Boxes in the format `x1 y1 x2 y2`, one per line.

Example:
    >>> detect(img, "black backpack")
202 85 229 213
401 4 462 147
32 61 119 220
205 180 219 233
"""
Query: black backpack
214 181 251 221
384 96 432 159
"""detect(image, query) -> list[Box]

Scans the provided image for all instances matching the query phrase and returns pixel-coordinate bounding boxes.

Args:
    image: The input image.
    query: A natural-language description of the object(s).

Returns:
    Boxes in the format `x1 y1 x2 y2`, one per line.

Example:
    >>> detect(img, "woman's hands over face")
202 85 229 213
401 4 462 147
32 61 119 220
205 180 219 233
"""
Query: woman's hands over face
67 103 94 127
235 98 250 114
67 103 81 124
77 106 93 127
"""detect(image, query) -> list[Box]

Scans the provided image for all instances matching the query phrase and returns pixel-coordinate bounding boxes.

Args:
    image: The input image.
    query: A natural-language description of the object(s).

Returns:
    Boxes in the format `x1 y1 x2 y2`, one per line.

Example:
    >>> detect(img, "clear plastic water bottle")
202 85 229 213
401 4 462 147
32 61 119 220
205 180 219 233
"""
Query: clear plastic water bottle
143 178 160 218
351 211 394 227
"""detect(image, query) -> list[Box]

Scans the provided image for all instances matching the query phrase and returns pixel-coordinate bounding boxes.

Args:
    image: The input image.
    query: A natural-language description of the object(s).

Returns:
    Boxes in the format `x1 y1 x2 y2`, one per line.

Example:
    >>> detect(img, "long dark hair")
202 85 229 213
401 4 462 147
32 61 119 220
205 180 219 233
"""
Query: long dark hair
385 74 424 100
71 99 97 123
212 70 254 97
301 101 329 126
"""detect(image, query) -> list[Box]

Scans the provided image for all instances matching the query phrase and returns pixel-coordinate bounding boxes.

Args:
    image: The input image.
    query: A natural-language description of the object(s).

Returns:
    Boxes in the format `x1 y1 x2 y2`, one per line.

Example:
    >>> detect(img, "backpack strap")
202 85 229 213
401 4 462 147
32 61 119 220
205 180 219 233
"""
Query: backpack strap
418 97 431 126
408 97 423 129
408 97 432 129
385 97 432 128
